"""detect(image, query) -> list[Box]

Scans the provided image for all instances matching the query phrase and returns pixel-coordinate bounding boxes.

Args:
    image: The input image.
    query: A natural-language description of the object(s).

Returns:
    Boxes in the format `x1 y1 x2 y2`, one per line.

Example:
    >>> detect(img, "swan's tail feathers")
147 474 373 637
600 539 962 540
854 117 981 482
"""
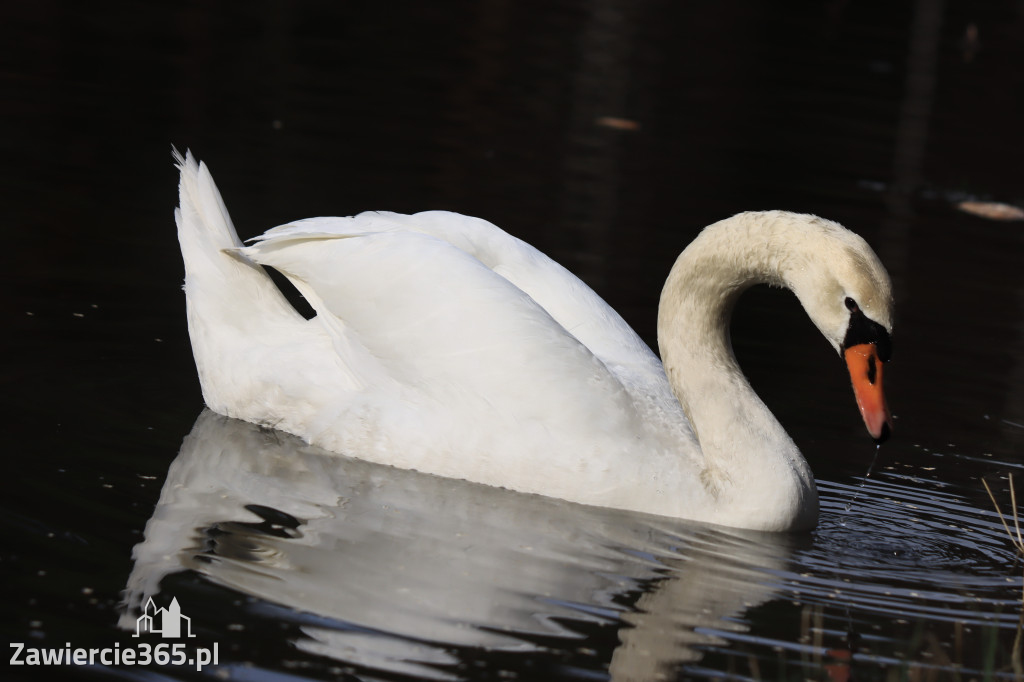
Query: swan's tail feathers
173 150 302 408
173 149 287 310
174 148 245 262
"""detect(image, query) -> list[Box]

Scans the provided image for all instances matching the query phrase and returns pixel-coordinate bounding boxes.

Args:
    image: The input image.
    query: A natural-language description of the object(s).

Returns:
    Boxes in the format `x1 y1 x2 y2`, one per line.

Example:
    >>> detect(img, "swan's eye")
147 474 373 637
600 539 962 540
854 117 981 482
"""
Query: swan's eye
844 297 859 312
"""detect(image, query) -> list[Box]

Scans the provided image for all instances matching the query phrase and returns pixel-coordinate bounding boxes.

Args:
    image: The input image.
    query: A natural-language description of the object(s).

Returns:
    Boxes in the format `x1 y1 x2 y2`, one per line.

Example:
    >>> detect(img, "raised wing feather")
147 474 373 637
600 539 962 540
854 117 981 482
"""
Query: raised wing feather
250 211 667 394
240 225 640 423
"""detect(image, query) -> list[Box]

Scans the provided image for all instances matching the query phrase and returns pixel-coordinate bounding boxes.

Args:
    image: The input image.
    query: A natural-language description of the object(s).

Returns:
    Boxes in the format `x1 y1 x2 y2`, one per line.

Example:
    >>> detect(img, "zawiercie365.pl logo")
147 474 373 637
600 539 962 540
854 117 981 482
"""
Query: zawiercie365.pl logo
10 597 219 672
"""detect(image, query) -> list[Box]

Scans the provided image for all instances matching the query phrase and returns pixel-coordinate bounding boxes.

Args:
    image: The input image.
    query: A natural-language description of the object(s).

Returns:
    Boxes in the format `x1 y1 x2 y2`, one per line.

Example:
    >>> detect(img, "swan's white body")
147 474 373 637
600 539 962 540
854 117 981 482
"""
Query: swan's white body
175 151 893 532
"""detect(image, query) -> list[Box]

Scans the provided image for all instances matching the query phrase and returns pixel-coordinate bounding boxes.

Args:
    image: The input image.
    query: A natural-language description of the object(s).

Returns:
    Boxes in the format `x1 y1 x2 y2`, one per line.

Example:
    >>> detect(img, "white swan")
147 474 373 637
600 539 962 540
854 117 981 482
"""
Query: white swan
174 150 893 532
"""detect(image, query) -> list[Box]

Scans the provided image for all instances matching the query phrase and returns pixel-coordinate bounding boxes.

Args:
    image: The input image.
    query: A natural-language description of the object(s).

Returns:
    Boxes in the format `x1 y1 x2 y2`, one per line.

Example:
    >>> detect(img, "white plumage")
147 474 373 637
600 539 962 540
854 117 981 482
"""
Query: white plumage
175 150 893 531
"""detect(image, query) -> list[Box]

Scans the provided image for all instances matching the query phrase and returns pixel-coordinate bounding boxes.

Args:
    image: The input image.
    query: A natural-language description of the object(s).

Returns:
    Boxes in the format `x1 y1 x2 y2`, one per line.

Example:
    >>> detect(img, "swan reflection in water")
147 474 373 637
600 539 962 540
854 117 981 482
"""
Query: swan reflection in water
121 410 800 680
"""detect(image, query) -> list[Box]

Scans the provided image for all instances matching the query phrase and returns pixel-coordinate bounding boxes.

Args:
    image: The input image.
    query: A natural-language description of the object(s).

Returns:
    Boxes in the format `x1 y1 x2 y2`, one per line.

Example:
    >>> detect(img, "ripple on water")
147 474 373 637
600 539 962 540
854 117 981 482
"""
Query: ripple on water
787 476 1022 629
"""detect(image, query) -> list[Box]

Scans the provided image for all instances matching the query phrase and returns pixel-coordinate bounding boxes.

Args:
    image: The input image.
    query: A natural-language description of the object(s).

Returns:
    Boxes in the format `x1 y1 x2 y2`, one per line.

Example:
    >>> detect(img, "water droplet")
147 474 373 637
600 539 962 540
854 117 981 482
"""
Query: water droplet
844 445 882 517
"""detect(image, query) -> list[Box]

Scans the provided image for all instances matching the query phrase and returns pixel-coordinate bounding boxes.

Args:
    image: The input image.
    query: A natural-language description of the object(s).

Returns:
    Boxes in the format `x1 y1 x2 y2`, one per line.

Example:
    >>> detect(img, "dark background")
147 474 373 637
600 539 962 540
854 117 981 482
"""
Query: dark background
2 0 1023 678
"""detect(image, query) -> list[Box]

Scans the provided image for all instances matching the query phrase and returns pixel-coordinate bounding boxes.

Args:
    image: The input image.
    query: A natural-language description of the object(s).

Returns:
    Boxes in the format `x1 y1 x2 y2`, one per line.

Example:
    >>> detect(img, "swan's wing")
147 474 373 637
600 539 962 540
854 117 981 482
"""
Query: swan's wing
251 211 667 394
241 225 627 396
237 219 677 449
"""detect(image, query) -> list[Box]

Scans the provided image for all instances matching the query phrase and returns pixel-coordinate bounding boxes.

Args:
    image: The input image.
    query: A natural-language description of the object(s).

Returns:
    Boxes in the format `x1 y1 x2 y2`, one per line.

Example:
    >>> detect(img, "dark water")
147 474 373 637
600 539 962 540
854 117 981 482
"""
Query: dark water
3 1 1024 680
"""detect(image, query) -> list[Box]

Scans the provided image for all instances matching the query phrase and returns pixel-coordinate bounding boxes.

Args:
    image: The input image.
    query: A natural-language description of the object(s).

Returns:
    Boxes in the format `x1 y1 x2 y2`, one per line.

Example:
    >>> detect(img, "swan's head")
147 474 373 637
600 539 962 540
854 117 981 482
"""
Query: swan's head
781 215 894 443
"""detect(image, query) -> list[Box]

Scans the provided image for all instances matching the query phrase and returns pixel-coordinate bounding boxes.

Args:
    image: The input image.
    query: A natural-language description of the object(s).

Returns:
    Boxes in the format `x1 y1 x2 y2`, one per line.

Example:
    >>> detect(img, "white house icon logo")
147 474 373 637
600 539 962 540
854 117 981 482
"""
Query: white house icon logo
132 597 196 638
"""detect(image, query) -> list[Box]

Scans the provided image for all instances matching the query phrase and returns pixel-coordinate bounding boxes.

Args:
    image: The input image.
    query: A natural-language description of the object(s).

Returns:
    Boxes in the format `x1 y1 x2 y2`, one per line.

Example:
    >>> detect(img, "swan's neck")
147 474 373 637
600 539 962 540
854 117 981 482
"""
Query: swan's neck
657 212 818 531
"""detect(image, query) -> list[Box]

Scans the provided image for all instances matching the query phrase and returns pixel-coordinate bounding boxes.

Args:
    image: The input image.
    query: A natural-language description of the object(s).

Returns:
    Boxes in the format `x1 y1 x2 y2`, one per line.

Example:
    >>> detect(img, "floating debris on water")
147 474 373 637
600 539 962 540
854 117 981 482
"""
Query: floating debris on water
957 201 1024 221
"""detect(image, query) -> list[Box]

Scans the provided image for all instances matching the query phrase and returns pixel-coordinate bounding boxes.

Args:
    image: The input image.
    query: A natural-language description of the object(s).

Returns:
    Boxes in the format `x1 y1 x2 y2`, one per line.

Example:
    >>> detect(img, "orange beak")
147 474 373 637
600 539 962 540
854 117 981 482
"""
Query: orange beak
844 343 893 443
